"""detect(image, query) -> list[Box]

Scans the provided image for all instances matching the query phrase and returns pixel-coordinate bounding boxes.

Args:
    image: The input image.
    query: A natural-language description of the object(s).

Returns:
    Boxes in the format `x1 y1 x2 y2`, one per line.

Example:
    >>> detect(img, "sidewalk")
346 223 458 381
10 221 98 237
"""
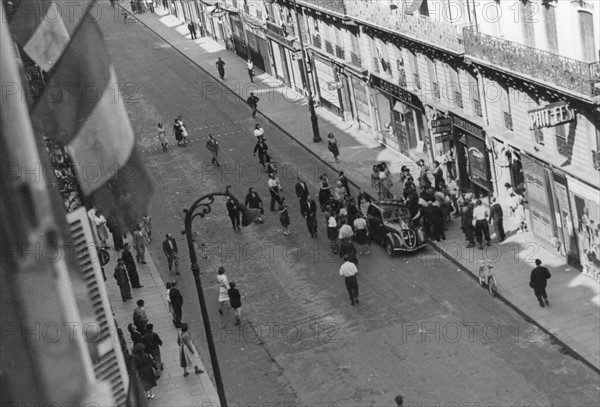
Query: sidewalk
125 5 599 373
105 241 220 406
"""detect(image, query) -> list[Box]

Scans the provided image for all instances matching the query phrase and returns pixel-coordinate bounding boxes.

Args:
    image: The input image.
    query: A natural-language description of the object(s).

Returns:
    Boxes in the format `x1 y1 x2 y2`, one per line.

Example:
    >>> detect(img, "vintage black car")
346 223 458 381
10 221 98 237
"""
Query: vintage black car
366 200 427 256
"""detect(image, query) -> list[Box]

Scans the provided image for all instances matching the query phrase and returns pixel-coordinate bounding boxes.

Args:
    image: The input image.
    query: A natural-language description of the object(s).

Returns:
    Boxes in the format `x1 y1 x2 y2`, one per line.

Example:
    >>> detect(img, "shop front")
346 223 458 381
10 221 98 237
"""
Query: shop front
265 22 303 92
230 11 248 60
450 113 490 195
428 109 455 179
245 26 271 75
313 55 343 118
369 74 427 158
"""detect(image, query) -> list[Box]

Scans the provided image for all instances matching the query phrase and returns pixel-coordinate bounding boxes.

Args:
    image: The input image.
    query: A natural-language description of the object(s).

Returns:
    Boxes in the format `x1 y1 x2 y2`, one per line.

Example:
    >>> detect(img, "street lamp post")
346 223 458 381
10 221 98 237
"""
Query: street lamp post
183 186 260 407
291 0 321 142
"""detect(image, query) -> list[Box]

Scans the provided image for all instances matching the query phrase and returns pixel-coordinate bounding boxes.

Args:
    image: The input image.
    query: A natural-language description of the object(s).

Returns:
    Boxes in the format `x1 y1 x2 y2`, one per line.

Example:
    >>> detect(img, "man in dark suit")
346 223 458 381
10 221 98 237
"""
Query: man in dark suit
488 196 505 242
530 259 551 307
122 243 143 288
114 259 132 302
295 177 309 202
169 281 184 327
162 234 180 275
461 202 475 248
301 195 318 238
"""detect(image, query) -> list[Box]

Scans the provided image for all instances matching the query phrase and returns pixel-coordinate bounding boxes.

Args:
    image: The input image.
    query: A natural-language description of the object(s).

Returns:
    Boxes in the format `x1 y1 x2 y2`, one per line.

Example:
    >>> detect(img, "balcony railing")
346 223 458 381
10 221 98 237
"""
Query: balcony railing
345 0 464 53
335 45 345 60
312 35 321 48
503 112 513 131
325 40 334 55
295 0 346 15
350 52 362 68
463 27 600 97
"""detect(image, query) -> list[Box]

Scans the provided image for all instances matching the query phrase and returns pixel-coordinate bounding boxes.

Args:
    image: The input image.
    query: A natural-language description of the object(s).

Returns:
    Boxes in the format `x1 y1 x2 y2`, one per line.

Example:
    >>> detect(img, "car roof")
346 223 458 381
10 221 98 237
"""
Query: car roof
374 200 408 208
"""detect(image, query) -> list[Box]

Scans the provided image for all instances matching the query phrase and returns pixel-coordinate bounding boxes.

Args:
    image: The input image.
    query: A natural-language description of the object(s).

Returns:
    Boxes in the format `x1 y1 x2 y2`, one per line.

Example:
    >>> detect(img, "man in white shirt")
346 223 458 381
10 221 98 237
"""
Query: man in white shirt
268 173 284 211
253 123 264 141
472 199 491 249
339 255 359 306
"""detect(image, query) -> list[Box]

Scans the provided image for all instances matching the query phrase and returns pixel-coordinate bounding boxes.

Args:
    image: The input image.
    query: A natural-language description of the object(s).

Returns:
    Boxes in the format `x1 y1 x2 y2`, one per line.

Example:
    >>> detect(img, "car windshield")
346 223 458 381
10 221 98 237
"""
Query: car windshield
381 205 411 223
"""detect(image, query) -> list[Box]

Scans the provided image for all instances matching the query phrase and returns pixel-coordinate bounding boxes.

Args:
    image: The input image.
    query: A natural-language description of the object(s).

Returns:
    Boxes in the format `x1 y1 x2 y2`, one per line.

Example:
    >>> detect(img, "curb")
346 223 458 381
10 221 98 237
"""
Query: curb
429 241 600 376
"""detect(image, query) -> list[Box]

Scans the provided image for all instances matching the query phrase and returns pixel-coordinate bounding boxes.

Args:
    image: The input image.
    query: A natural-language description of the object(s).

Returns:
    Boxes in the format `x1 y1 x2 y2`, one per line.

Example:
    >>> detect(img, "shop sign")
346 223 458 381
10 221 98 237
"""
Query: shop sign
435 134 451 144
528 102 576 130
370 74 422 110
450 114 485 138
431 118 452 134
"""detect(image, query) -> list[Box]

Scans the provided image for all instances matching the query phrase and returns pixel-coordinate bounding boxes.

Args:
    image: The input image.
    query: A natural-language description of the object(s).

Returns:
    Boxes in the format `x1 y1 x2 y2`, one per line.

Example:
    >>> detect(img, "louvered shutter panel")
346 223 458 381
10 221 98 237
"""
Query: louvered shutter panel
67 207 129 405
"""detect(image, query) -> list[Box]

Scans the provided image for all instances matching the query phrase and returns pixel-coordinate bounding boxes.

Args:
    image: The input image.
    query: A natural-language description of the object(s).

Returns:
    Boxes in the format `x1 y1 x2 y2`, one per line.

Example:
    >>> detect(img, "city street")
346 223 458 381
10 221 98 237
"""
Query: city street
99 5 600 406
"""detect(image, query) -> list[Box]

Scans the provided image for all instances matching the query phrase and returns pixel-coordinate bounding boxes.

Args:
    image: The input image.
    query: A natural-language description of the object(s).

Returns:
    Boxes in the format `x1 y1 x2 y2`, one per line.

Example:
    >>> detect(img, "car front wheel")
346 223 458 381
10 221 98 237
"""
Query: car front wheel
385 239 395 257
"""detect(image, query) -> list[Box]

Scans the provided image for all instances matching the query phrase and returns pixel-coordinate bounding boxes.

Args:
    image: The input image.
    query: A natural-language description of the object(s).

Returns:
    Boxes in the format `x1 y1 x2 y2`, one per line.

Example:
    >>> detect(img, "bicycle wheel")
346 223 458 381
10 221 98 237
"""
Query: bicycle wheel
488 276 497 296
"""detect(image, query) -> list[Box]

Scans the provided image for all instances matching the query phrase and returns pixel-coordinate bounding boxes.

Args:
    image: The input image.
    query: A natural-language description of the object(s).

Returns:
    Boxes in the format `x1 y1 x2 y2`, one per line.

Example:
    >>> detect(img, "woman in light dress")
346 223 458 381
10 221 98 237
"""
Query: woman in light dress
217 267 230 315
178 323 204 376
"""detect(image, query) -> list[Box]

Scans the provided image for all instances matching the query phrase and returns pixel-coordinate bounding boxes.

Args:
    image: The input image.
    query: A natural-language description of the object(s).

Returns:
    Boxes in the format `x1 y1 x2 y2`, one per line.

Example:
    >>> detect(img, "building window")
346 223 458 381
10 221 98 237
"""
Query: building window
426 56 439 100
520 0 536 48
542 2 558 53
447 66 461 108
593 120 600 170
534 128 545 145
579 11 596 62
500 85 512 130
408 50 420 89
555 124 569 156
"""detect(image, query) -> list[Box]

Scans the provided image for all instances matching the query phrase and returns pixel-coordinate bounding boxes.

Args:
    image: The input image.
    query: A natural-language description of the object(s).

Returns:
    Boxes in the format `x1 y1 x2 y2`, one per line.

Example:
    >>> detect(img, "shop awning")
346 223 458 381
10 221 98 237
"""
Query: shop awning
393 101 410 114
404 0 424 15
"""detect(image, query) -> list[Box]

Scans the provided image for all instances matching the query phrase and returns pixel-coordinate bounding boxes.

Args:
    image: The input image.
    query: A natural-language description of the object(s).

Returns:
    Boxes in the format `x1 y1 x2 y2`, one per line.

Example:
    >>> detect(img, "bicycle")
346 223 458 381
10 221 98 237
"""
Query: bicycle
478 259 497 296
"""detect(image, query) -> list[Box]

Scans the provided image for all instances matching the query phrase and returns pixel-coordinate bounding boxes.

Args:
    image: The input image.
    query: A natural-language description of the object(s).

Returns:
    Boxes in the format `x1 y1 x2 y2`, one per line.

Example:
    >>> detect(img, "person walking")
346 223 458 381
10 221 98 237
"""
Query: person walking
530 259 551 307
187 21 197 39
253 138 269 171
106 210 124 251
122 243 143 288
279 204 291 235
169 281 184 328
327 133 340 163
430 201 446 242
133 299 149 333
247 92 260 118
157 123 168 152
228 281 243 325
130 0 137 13
338 171 351 197
353 214 370 254
216 267 230 315
206 134 221 167
301 195 318 238
114 259 132 302
216 57 226 79
488 196 505 242
226 197 241 231
132 343 158 399
142 324 163 370
268 173 285 211
295 177 309 202
133 224 147 264
178 324 204 376
472 199 491 249
246 59 255 83
142 213 152 242
253 123 265 141
339 255 359 306
162 233 180 275
510 192 528 233
245 187 264 223
318 174 331 211
461 202 475 248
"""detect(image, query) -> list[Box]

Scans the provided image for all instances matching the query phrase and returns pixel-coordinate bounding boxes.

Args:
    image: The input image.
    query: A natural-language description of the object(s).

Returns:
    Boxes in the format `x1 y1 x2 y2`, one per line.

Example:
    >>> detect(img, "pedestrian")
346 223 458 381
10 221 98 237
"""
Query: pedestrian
339 238 358 265
128 323 143 345
461 202 475 248
166 282 175 322
142 213 152 242
169 281 184 328
430 201 446 242
530 259 551 307
432 160 445 190
510 192 528 233
132 343 157 399
265 156 279 181
301 195 318 238
178 323 204 376
216 267 230 315
114 259 132 302
106 210 124 251
327 133 340 162
253 123 265 141
133 299 149 333
472 199 491 249
122 8 128 22
142 324 163 370
133 224 147 264
173 117 183 146
130 0 137 13
318 174 331 211
279 204 291 235
92 210 109 248
327 212 338 253
226 197 241 231
215 57 226 79
228 281 243 325
295 177 309 202
122 243 143 288
334 181 346 203
206 134 221 167
353 214 370 254
268 173 285 211
246 59 255 83
188 21 197 39
162 233 180 275
339 255 359 306
177 115 188 146
356 190 372 216
146 0 154 13
394 395 403 406
247 92 260 118
157 123 168 152
253 137 269 170
338 171 351 197
245 187 264 223
110 0 115 8
488 196 505 242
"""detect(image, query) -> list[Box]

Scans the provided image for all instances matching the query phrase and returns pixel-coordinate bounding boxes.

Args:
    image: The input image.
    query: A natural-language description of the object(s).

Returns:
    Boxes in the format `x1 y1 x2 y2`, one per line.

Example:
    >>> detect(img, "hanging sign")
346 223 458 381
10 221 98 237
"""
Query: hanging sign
528 101 576 130
431 118 452 134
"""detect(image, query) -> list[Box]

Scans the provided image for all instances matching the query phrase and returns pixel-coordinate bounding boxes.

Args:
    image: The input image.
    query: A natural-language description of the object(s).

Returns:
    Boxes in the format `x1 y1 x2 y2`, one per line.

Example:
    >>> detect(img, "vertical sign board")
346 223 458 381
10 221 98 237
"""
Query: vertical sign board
552 171 577 262
466 134 488 191
521 155 555 245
